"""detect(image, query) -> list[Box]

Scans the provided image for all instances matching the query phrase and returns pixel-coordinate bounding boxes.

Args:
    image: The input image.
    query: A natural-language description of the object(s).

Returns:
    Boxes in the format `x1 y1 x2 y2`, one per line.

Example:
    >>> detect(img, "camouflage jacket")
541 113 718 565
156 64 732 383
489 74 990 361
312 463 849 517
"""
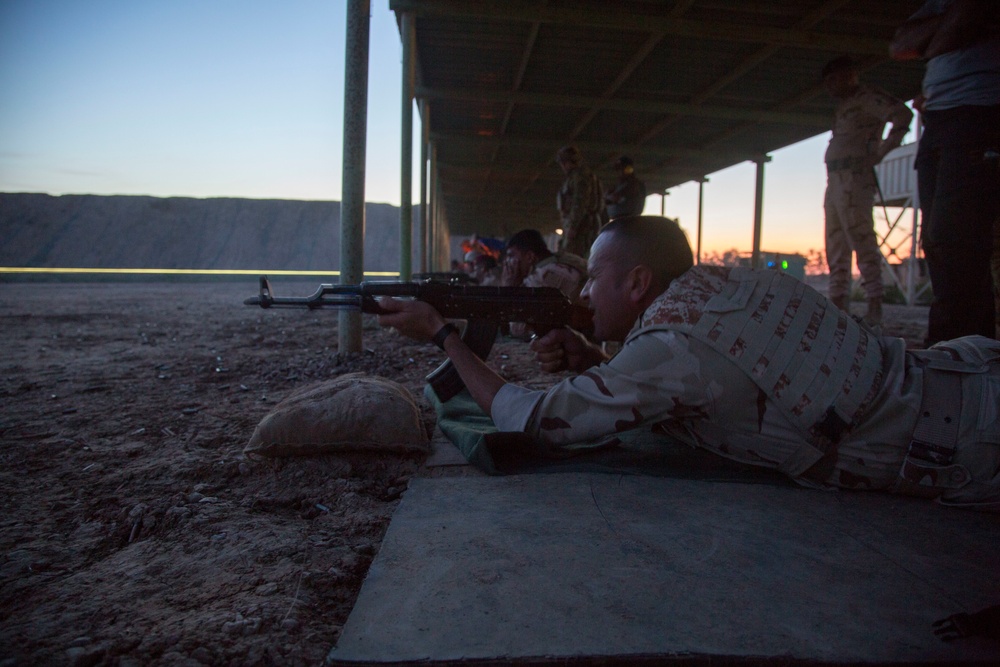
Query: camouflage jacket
493 265 924 492
510 252 588 337
825 84 912 167
557 166 605 257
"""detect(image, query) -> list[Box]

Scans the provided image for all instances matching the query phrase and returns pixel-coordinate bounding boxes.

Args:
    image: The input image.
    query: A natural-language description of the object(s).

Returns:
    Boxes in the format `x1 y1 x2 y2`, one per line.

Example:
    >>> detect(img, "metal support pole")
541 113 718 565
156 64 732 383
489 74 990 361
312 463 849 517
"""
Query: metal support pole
429 143 438 269
436 174 448 270
660 191 669 217
907 115 922 305
751 155 772 270
436 175 446 270
696 177 708 265
907 206 920 305
419 101 430 273
400 12 415 280
338 0 370 354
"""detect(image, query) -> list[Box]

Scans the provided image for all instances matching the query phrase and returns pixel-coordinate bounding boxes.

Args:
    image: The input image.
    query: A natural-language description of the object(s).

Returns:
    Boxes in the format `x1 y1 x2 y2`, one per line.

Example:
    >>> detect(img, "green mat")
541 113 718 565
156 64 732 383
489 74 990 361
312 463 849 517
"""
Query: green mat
425 385 792 484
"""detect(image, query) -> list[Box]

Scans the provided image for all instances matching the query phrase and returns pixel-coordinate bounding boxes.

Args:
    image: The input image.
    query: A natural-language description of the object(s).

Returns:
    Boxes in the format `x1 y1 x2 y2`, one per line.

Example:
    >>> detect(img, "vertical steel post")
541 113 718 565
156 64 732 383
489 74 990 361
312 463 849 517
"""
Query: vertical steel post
907 115 922 305
339 0 370 354
400 12 415 280
429 143 438 269
751 155 771 269
696 177 708 265
419 100 430 273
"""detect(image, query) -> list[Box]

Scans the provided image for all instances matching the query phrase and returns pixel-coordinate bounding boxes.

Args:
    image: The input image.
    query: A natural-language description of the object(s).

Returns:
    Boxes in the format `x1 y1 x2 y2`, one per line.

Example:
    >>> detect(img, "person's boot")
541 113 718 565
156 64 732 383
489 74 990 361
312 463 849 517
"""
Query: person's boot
865 297 883 326
830 295 848 312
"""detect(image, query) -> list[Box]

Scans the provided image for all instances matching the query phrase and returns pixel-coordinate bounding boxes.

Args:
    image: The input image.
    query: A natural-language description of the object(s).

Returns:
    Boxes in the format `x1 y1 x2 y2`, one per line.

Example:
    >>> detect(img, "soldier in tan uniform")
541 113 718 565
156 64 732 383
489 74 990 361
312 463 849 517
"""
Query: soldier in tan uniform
501 228 588 337
378 216 1000 511
556 145 606 258
822 56 913 325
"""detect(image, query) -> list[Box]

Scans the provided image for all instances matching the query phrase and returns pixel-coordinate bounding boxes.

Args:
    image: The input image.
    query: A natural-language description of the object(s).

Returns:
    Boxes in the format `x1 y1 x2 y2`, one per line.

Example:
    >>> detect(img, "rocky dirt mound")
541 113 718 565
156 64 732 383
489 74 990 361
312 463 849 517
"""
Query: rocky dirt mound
0 281 928 665
0 193 414 273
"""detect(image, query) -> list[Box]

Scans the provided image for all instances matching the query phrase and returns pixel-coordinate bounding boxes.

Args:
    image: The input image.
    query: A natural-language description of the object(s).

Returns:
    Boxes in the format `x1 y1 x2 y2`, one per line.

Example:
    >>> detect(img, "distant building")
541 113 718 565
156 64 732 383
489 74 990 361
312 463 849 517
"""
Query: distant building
737 252 807 280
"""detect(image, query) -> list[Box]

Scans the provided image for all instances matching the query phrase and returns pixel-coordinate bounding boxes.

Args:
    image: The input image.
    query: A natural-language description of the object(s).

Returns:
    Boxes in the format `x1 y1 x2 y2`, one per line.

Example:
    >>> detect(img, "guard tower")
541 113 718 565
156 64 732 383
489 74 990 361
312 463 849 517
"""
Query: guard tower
873 140 928 305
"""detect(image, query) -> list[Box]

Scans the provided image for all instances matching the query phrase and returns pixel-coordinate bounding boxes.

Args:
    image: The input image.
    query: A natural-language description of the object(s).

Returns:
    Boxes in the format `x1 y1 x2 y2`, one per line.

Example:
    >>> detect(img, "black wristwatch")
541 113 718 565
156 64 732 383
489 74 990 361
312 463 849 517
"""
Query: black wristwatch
432 323 458 350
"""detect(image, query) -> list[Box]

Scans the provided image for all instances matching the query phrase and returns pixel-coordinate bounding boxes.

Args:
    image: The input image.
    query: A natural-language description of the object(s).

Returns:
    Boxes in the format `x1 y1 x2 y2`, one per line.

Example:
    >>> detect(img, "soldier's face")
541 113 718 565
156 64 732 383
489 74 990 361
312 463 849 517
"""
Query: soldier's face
823 69 857 99
503 247 534 283
581 234 638 342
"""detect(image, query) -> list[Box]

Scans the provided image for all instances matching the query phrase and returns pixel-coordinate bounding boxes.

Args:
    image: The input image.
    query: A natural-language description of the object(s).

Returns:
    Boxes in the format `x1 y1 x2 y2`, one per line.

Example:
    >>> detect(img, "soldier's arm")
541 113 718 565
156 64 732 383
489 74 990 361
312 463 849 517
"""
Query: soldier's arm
891 0 992 60
890 12 943 60
880 96 914 159
377 297 507 415
924 0 993 59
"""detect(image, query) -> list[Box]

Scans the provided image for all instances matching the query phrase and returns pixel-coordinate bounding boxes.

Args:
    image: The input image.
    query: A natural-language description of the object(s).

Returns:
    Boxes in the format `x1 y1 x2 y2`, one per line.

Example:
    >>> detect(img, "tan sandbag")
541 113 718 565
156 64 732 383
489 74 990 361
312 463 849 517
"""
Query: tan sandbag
244 373 430 459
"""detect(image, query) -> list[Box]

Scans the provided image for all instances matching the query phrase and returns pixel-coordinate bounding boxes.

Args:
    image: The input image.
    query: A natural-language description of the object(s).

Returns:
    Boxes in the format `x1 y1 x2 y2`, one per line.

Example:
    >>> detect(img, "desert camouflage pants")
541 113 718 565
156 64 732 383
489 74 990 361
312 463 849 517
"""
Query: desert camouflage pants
824 168 883 301
903 336 1000 511
994 213 1000 338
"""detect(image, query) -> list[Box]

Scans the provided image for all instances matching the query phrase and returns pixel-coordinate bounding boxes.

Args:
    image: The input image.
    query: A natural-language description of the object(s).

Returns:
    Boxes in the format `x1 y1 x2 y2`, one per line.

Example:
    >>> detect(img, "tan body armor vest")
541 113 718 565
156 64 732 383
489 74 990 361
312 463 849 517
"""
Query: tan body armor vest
631 266 885 450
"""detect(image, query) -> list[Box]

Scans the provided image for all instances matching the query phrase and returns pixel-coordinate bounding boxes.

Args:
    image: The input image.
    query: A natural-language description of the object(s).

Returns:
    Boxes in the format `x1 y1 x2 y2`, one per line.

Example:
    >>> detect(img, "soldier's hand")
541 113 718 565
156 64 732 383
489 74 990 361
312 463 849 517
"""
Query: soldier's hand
376 297 446 343
530 327 606 373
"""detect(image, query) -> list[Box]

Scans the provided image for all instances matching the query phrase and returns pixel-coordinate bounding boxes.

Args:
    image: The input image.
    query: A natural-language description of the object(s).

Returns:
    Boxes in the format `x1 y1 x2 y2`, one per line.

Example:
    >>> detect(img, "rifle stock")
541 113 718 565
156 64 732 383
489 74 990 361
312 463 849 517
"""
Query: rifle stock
245 276 589 401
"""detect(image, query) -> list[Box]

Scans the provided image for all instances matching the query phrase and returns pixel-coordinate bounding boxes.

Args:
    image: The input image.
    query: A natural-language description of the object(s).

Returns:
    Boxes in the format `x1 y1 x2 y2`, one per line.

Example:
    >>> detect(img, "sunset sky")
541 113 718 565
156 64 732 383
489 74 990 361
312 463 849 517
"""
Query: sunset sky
0 0 918 259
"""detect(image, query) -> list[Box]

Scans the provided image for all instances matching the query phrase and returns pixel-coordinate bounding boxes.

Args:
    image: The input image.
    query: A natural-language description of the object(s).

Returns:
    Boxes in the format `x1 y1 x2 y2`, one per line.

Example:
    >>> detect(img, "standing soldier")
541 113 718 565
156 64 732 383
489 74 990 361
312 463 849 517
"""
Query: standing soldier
822 56 912 325
605 155 647 220
556 145 605 258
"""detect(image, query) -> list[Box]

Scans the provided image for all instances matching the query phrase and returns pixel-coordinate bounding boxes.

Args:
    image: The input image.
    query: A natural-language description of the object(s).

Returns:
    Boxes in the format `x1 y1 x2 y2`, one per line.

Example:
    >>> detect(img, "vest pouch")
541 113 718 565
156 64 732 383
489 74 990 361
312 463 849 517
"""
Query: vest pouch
703 269 756 313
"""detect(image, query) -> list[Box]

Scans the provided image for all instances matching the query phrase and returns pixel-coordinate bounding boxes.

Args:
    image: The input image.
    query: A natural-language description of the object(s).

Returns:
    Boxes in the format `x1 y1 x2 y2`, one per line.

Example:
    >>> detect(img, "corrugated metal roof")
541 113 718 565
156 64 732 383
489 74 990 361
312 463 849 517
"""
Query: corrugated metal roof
391 0 925 238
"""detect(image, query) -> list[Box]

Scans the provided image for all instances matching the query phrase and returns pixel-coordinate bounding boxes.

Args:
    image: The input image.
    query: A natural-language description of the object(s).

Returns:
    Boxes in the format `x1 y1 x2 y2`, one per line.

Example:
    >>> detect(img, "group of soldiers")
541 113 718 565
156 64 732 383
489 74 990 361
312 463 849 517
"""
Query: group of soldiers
396 0 1000 514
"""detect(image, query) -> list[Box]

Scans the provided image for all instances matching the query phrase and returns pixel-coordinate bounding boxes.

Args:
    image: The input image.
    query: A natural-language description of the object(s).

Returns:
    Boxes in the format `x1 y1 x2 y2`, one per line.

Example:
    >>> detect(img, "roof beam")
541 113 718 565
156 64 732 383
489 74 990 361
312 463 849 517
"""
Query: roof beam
430 131 714 161
417 86 830 128
389 0 892 55
636 0 856 185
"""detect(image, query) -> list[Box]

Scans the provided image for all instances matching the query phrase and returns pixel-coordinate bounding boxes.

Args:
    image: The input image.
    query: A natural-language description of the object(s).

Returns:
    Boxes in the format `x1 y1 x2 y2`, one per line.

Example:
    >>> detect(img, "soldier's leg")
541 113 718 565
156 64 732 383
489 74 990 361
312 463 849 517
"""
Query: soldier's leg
920 143 996 344
918 107 999 346
993 214 1000 339
824 177 852 312
844 171 883 324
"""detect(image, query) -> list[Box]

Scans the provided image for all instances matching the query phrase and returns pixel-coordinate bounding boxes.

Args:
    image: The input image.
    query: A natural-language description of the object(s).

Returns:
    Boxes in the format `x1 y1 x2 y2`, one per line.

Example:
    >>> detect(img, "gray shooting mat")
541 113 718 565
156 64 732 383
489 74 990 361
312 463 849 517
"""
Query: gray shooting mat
328 473 1000 664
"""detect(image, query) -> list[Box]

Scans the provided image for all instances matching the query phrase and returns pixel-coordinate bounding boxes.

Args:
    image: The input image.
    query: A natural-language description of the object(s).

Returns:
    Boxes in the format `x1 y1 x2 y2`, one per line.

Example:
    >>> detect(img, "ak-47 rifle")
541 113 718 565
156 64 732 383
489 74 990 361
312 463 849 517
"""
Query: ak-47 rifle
245 276 591 401
410 271 477 285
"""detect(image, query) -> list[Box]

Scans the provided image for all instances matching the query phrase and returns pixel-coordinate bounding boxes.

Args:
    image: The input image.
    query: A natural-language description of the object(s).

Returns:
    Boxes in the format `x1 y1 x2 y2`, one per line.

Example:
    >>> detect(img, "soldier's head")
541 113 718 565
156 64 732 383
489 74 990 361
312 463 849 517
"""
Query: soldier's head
556 145 582 172
822 56 859 99
615 155 634 175
470 254 497 282
581 216 692 341
504 228 552 283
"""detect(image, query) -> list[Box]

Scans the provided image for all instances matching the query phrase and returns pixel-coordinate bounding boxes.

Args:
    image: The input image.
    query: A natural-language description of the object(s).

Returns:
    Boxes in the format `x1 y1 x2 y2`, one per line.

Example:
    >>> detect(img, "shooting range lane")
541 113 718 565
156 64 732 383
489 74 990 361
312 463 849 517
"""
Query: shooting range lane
329 473 1000 664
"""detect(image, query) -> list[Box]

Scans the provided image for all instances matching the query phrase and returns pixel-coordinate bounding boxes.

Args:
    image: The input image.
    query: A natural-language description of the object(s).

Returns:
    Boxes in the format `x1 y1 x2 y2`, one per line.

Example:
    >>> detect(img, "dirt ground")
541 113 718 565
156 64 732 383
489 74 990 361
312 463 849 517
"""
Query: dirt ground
0 280 929 666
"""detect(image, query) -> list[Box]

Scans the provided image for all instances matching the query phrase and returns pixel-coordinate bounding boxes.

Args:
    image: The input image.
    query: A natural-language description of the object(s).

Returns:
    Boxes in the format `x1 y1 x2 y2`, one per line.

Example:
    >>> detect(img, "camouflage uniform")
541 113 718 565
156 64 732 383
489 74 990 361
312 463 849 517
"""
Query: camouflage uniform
493 265 1000 509
825 84 912 304
510 252 588 338
605 172 647 220
557 165 605 258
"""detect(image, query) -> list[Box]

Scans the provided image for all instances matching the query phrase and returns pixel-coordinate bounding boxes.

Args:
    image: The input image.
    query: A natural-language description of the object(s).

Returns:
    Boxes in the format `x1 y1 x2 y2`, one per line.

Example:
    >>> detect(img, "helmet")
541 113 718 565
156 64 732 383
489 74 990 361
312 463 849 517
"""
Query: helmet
822 55 854 79
557 145 581 165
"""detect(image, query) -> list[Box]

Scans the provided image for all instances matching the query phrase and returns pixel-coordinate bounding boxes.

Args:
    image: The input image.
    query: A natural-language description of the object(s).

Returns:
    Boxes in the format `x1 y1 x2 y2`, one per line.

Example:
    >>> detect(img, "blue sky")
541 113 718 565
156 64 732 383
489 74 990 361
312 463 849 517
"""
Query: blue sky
0 1 914 256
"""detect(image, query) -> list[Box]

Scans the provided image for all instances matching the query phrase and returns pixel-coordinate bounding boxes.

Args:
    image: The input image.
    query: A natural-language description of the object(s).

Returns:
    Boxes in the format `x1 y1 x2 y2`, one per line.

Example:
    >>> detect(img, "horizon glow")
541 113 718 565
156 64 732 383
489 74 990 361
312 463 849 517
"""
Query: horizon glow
0 0 918 258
